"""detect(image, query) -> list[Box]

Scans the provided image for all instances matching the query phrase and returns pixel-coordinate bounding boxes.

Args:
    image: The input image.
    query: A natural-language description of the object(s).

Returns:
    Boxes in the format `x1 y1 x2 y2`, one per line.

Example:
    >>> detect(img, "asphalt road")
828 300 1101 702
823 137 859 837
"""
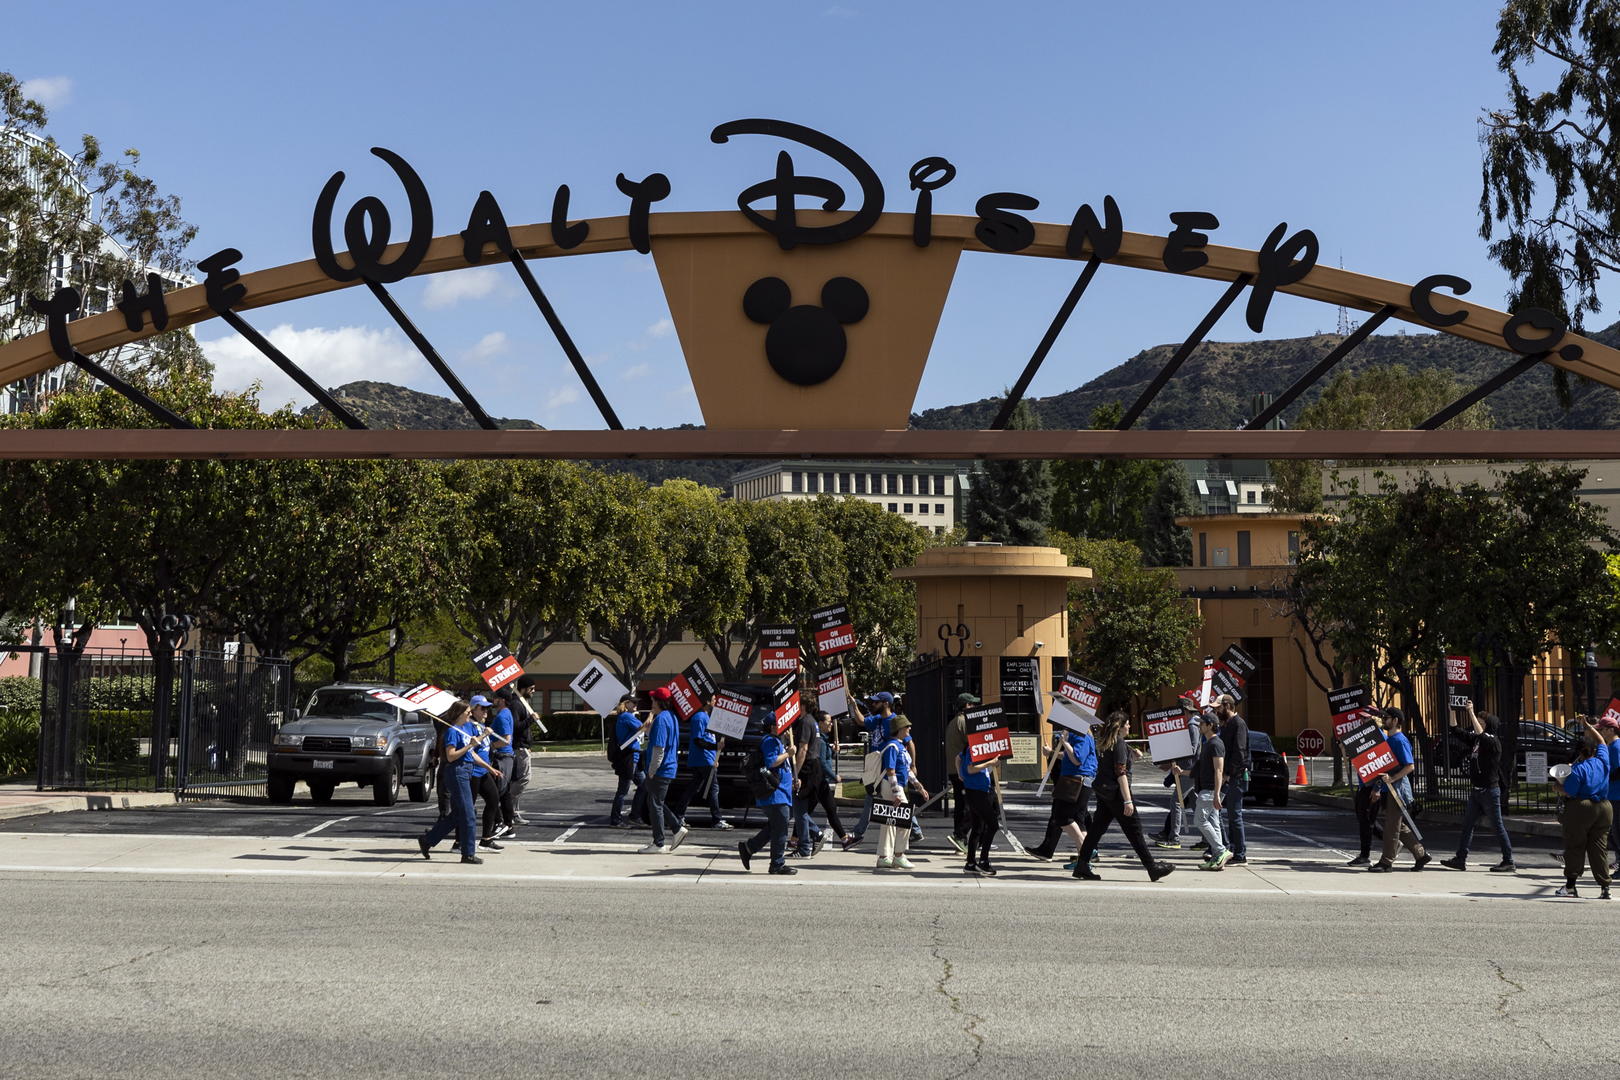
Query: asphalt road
0 755 1606 1080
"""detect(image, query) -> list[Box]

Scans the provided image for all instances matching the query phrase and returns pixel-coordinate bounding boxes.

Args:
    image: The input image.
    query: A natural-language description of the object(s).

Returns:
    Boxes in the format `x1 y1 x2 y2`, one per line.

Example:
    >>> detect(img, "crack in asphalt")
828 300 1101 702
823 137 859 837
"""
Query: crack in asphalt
930 912 986 1079
1491 959 1555 1053
40 943 181 987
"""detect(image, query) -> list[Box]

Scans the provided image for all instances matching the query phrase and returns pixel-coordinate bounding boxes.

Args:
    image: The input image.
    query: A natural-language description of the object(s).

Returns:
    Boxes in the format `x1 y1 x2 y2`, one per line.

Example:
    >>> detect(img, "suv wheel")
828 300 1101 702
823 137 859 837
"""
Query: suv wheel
267 772 294 805
308 779 336 804
373 757 401 806
406 765 434 803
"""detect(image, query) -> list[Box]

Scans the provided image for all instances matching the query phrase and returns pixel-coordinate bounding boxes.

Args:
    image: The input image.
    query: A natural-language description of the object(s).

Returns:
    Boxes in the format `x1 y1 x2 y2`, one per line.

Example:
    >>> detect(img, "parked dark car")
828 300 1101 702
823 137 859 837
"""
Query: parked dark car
1443 718 1579 769
1245 730 1289 807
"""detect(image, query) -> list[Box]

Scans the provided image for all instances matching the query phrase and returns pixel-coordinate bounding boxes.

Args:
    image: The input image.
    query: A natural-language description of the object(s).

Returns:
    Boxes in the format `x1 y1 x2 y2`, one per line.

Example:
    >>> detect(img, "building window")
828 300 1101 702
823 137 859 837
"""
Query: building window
548 689 586 712
855 473 867 494
935 526 945 535
933 476 946 496
823 471 834 494
888 502 898 512
1287 530 1299 562
838 473 848 493
807 473 819 493
1246 490 1257 504
935 503 945 515
918 503 930 514
1199 532 1207 566
886 473 898 494
1237 531 1251 567
904 503 914 514
791 472 803 493
1212 548 1229 567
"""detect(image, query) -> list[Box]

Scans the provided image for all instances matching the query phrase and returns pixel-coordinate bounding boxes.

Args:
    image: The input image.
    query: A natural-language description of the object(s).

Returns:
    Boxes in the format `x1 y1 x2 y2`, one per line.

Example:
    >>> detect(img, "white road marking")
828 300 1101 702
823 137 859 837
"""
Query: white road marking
294 815 360 838
1244 819 1354 859
552 823 583 844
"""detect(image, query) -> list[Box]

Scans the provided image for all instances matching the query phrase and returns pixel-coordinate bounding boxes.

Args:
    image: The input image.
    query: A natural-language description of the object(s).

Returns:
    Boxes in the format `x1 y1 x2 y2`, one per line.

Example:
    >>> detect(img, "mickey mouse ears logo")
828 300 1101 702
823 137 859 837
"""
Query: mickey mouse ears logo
743 276 869 386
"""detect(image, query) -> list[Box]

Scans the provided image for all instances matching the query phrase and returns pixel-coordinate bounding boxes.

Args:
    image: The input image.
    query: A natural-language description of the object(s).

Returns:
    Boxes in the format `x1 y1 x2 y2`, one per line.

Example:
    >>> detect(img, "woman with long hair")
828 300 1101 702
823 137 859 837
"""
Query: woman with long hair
417 700 483 864
1073 709 1174 883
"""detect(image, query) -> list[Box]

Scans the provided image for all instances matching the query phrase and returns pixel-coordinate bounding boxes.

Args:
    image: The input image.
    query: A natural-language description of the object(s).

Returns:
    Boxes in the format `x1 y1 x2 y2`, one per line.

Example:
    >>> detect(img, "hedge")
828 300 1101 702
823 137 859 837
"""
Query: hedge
0 711 37 777
537 712 605 743
0 676 42 716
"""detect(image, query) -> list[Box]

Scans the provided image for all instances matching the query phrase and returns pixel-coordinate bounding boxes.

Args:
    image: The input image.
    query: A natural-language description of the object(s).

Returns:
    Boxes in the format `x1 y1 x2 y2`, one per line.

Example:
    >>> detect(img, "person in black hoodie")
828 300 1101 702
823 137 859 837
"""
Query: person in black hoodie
1074 710 1174 883
1439 702 1515 873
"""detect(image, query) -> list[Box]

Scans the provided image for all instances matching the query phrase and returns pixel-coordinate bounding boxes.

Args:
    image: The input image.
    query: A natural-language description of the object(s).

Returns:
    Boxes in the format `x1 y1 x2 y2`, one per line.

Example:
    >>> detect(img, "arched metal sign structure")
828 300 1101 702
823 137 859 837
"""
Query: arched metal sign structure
1 118 1615 460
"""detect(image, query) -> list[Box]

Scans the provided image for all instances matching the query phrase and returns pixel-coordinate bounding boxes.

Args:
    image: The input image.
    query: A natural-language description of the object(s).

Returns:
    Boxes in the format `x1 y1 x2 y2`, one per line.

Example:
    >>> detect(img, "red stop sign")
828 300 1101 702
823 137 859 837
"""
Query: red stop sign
1297 728 1326 757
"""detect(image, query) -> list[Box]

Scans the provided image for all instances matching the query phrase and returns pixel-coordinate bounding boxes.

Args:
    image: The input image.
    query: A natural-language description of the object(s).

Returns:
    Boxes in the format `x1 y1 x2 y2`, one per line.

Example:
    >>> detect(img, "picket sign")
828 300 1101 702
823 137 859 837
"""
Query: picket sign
368 683 457 716
817 663 850 720
965 703 1012 764
809 603 857 658
1144 707 1195 763
759 624 801 676
1328 685 1370 741
869 801 913 829
570 659 630 718
471 643 524 692
1049 673 1102 732
1444 654 1472 709
707 689 754 741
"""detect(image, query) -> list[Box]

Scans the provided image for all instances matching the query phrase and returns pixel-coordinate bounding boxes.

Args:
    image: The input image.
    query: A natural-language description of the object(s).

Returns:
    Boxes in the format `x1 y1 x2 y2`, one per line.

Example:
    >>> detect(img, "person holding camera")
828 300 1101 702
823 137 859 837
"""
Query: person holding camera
1439 702 1514 873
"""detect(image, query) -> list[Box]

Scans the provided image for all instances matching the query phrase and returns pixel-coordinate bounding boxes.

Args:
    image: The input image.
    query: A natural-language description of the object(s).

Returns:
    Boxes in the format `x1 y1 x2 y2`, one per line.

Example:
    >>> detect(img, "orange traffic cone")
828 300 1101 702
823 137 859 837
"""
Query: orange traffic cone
1293 754 1308 786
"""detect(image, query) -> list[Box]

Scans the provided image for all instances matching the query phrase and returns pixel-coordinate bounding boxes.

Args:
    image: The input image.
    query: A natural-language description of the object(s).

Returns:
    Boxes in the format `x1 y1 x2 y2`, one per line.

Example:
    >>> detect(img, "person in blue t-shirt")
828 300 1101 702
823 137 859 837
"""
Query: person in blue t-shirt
464 696 506 853
483 694 517 841
610 696 648 828
1368 708 1430 873
876 716 928 871
1555 718 1613 899
638 688 689 854
418 701 483 864
1602 718 1620 879
670 698 730 830
1029 725 1096 863
958 747 999 876
852 693 923 845
738 729 796 875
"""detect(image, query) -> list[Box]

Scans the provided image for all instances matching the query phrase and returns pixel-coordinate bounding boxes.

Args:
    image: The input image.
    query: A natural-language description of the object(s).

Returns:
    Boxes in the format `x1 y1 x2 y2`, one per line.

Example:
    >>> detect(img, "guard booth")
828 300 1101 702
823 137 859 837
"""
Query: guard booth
904 655 982 808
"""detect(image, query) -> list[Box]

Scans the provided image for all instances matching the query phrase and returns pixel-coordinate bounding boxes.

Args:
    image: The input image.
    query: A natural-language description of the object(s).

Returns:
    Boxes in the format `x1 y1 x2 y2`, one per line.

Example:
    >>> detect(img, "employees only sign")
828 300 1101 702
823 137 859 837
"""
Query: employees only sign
1144 706 1196 763
471 643 524 692
1050 673 1103 732
965 703 1012 764
810 604 857 658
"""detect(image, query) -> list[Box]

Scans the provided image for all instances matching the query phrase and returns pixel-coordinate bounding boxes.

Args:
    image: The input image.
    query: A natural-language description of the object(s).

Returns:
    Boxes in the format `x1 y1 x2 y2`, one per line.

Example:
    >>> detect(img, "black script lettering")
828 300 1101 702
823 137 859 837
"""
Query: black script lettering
551 184 589 250
116 273 169 333
1502 307 1567 354
1409 274 1471 327
1066 195 1122 260
974 192 1039 252
1162 211 1219 273
615 172 671 254
311 146 434 284
196 248 247 315
711 118 884 249
25 286 80 361
1246 223 1319 331
908 156 955 248
461 189 515 264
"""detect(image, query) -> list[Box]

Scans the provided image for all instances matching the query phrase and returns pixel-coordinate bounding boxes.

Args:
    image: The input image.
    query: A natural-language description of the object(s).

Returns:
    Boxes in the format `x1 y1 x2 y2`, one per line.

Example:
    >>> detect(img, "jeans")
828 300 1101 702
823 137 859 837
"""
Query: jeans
610 764 641 824
852 787 875 841
1221 775 1247 857
1160 772 1189 838
744 802 792 870
1455 786 1512 862
645 774 683 845
509 748 532 816
1194 791 1227 858
421 766 477 855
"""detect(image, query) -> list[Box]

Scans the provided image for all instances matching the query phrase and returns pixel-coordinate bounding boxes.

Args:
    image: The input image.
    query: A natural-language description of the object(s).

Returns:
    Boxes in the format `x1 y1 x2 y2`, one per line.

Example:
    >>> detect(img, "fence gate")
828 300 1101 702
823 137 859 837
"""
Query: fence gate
37 648 293 796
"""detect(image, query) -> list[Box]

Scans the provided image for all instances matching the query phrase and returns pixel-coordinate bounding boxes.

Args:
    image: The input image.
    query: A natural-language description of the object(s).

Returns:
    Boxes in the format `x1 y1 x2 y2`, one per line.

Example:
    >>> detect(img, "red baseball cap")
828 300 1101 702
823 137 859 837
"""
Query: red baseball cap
649 687 673 702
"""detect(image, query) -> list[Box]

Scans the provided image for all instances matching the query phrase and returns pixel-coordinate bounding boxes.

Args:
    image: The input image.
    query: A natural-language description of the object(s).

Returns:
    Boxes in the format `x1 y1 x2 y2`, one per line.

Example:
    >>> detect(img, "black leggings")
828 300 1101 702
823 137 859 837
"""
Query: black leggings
1353 785 1377 857
964 788 999 863
1077 788 1155 872
796 776 849 839
472 772 503 839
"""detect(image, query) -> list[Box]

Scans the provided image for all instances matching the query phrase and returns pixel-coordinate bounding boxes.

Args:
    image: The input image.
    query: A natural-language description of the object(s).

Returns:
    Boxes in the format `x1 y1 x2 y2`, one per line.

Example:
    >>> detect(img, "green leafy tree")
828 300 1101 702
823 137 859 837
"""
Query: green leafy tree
1140 463 1196 566
1270 365 1492 512
1050 402 1162 543
1479 0 1620 336
962 398 1051 546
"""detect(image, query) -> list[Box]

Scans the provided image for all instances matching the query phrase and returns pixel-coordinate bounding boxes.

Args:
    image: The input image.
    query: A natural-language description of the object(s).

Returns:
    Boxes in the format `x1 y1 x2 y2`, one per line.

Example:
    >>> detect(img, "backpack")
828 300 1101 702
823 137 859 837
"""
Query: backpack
606 719 627 767
746 744 778 800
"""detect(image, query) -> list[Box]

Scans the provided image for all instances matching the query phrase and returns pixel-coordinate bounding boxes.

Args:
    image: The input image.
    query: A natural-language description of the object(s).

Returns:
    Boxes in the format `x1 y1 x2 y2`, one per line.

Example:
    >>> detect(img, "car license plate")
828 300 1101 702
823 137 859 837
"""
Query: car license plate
313 760 334 769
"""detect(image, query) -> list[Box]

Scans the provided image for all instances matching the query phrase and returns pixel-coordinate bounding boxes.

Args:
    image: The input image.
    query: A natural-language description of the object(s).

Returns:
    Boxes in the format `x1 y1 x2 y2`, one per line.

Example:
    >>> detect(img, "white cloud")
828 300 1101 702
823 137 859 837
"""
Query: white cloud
543 387 581 414
623 362 652 381
463 331 509 363
201 323 427 407
422 267 505 309
823 5 858 17
645 318 674 338
21 76 72 109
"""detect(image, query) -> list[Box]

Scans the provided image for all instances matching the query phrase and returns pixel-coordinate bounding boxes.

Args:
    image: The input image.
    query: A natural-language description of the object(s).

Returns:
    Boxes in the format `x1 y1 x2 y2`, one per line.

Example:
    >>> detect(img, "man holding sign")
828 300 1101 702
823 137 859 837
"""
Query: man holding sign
1366 709 1431 873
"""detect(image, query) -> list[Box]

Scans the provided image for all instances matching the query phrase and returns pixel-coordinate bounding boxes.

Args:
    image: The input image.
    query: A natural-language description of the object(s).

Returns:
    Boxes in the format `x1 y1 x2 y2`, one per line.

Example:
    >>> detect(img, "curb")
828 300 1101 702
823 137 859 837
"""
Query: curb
1291 787 1564 840
0 790 176 821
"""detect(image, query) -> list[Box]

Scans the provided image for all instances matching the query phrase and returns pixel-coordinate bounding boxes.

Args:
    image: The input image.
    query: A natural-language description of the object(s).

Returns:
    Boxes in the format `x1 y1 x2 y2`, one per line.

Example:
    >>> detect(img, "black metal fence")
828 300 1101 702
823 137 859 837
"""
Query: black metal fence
36 648 293 797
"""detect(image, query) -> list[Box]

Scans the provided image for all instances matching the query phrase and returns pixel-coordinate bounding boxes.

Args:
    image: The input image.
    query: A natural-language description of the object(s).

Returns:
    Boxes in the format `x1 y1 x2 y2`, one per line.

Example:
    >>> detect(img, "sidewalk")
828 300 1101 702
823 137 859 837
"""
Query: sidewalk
0 783 174 821
1290 787 1564 839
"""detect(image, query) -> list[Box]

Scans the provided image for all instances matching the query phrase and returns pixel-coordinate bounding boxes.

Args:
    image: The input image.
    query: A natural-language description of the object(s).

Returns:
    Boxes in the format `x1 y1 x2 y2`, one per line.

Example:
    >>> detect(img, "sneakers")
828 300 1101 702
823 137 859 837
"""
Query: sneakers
768 864 798 876
460 855 483 865
1346 853 1370 867
874 857 896 871
1026 847 1054 863
479 839 503 851
1148 862 1175 883
841 835 860 851
812 833 827 858
894 856 916 870
1439 856 1466 871
712 820 734 831
513 814 530 825
1490 861 1517 873
1073 868 1102 880
948 835 969 855
608 820 631 829
637 843 671 854
1227 855 1248 865
738 841 752 871
1200 850 1231 871
668 825 690 852
1413 853 1432 872
978 862 997 877
417 837 432 860
964 862 984 876
1153 839 1182 850
1601 888 1612 900
1554 884 1580 898
495 824 516 839
1062 857 1079 871
1368 861 1393 873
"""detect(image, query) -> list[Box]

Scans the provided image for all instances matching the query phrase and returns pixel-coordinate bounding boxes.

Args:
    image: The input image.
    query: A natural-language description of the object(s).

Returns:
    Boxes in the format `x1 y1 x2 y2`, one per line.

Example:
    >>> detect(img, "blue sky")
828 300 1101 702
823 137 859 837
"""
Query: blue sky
10 1 1587 428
